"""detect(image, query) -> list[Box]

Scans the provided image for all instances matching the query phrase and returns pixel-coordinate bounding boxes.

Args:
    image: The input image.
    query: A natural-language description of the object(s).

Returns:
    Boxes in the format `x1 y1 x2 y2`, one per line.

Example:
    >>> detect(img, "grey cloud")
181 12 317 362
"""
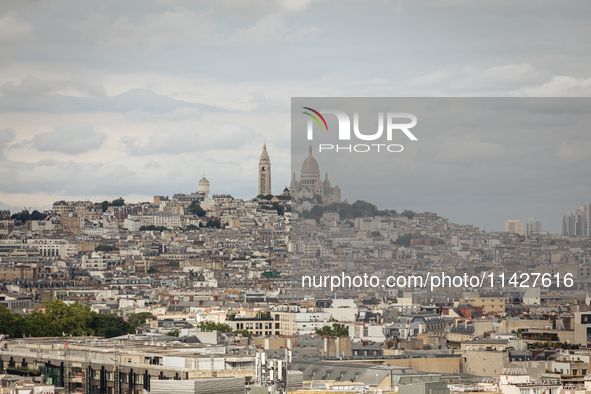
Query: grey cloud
0 76 66 98
75 10 216 50
0 11 34 47
0 158 136 196
0 145 272 200
0 87 226 113
409 63 551 95
292 98 591 233
123 107 202 123
31 123 106 154
122 124 253 155
0 128 15 159
0 75 106 98
248 91 290 112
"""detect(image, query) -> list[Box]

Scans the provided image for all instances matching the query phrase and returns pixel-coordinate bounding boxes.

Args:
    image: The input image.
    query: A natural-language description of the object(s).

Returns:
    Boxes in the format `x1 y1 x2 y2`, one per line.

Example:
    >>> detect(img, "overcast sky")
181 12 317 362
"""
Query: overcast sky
292 98 591 234
1 0 591 232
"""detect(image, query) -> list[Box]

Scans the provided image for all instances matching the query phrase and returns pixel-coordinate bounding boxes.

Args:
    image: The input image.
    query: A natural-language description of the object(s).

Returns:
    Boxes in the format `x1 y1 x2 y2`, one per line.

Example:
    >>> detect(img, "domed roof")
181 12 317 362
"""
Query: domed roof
290 173 299 188
199 177 209 184
259 143 270 162
301 145 319 176
323 172 331 188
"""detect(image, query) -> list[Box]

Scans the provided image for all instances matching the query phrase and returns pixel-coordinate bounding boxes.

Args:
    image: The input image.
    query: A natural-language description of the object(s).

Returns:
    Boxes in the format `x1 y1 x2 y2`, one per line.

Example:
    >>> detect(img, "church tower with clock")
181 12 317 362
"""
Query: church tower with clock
258 144 272 196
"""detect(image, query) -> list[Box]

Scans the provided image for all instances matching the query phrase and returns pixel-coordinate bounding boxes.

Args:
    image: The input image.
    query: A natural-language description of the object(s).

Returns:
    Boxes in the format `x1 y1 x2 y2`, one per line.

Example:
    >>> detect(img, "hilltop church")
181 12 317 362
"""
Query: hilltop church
258 144 340 205
289 145 341 204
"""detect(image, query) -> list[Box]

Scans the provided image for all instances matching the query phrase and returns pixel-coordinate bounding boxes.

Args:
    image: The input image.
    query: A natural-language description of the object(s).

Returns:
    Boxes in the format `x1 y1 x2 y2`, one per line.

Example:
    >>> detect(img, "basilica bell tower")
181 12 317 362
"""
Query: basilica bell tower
258 143 272 196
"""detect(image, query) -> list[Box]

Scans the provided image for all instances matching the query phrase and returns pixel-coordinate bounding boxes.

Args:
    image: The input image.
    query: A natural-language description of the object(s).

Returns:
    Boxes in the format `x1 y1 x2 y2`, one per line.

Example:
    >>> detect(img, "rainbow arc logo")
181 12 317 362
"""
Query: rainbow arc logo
302 107 328 131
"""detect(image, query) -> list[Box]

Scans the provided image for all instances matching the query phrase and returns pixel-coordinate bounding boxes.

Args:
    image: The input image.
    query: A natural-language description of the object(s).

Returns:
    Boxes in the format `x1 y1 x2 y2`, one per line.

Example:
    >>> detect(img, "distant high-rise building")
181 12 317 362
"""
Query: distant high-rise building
258 144 272 196
562 205 589 236
504 219 524 236
524 217 541 237
562 209 578 236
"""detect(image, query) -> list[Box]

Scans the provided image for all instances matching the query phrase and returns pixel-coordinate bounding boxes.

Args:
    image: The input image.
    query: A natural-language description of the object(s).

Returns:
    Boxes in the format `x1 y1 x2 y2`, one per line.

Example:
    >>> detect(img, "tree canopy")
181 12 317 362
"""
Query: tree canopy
95 244 119 252
401 210 416 219
198 321 232 333
100 198 125 212
394 233 413 246
188 201 206 217
26 300 94 337
301 200 394 222
0 304 26 338
11 210 47 223
139 225 168 231
316 323 348 337
0 301 158 338
127 312 156 330
206 219 221 229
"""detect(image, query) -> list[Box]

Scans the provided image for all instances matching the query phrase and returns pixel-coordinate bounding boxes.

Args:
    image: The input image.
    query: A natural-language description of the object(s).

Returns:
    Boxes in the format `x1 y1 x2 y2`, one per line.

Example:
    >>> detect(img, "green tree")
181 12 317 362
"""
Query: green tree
188 201 206 217
270 202 284 216
111 197 125 206
11 210 47 223
233 329 253 337
394 233 413 246
90 314 131 338
316 323 348 337
25 300 94 337
206 220 221 229
139 225 168 231
371 231 381 237
147 266 159 273
302 204 324 223
100 198 125 212
95 245 119 252
127 312 156 331
262 271 280 278
198 321 232 333
167 330 180 337
31 210 46 220
401 210 416 219
0 305 26 338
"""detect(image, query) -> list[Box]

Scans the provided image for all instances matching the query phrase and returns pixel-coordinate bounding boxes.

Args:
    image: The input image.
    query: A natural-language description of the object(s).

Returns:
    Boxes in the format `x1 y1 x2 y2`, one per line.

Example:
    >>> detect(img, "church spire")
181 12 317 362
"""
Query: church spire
258 143 271 195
